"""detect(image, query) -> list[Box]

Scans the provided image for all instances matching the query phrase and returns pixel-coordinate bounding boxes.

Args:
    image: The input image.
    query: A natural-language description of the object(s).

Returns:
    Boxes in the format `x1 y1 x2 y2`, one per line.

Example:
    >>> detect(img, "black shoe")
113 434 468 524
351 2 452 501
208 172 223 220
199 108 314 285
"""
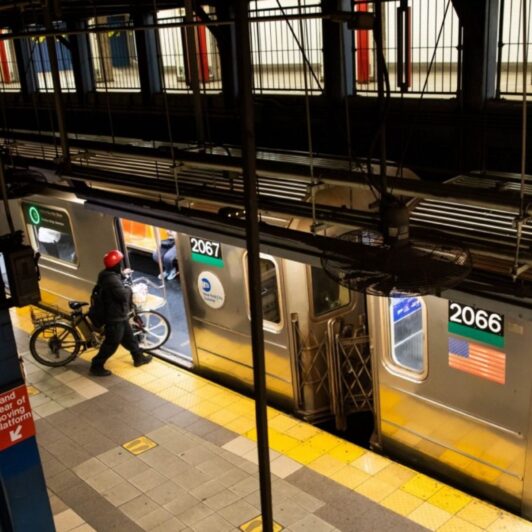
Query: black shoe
133 354 152 367
90 366 112 377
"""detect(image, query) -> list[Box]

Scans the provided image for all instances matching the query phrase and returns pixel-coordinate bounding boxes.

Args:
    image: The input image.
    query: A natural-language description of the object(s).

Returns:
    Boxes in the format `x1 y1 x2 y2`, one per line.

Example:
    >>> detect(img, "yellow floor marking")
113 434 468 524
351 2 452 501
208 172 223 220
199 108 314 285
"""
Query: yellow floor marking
408 501 453 531
267 414 299 433
307 454 345 476
438 516 484 532
355 477 397 502
189 399 221 417
283 422 320 441
284 443 325 465
122 436 158 456
402 473 444 500
486 513 532 531
326 442 365 463
428 485 471 514
373 463 416 489
225 416 257 434
456 501 502 529
26 385 40 396
329 465 370 489
380 489 424 516
239 515 283 531
352 451 390 475
265 430 300 454
304 433 341 453
207 408 241 426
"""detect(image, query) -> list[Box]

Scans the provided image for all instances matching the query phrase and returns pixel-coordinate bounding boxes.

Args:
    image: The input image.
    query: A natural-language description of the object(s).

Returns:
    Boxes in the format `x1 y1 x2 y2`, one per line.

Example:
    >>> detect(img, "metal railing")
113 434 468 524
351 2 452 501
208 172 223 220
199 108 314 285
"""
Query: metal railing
497 0 532 98
88 16 141 92
156 9 222 93
354 0 461 97
25 23 76 93
249 1 323 94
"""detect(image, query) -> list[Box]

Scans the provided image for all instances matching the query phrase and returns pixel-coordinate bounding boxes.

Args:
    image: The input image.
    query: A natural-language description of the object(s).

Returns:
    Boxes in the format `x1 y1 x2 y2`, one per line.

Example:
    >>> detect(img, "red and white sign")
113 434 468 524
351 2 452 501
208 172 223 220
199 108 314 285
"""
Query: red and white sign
0 385 36 452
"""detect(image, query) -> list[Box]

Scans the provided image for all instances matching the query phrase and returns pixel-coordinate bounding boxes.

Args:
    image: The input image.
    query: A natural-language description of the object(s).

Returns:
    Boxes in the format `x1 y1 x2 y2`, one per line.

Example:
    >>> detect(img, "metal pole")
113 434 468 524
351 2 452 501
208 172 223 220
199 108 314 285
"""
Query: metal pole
184 0 206 146
234 1 273 530
43 4 70 169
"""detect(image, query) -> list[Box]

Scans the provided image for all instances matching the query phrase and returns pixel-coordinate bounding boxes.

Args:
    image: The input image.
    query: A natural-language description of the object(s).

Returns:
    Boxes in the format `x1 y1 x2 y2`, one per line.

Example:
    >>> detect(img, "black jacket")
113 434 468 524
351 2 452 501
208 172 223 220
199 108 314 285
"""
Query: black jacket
97 269 132 323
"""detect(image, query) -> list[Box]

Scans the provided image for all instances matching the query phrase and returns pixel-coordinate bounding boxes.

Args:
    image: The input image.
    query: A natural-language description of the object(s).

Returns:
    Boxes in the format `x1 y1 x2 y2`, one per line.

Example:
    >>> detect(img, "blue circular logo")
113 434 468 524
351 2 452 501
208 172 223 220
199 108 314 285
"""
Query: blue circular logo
201 278 211 292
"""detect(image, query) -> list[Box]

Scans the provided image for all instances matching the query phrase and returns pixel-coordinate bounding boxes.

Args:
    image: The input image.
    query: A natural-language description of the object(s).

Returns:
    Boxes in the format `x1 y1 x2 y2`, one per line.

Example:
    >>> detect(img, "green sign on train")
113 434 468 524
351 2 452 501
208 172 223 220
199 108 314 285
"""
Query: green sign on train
190 237 224 267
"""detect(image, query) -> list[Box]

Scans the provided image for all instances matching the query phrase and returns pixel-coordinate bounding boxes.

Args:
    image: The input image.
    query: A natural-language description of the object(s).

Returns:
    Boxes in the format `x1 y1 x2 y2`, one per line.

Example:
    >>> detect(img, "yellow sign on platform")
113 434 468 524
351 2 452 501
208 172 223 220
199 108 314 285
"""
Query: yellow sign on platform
26 385 40 396
239 515 283 532
122 436 158 456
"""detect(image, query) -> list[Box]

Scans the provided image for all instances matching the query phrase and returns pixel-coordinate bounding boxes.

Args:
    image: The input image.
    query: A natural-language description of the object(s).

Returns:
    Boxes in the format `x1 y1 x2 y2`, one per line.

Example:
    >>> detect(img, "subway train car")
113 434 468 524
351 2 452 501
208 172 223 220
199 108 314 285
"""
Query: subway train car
2 174 532 519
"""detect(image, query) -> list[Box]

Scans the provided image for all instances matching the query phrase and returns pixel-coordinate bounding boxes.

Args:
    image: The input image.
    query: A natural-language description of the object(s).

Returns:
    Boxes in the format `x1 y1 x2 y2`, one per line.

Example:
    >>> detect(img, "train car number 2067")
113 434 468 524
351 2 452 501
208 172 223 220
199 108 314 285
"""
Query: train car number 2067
190 237 224 267
448 301 504 336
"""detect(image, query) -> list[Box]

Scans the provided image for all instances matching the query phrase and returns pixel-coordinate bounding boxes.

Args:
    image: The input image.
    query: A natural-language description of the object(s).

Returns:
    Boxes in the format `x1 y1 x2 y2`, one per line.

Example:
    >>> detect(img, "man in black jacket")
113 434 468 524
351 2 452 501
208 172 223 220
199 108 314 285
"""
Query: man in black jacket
90 249 152 377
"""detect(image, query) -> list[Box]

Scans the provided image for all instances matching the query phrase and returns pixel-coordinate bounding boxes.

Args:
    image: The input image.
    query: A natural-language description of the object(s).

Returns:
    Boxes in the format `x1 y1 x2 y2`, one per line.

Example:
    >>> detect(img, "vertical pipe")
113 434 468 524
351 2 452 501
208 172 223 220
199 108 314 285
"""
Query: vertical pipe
184 0 205 145
43 6 70 169
374 1 387 186
234 1 273 531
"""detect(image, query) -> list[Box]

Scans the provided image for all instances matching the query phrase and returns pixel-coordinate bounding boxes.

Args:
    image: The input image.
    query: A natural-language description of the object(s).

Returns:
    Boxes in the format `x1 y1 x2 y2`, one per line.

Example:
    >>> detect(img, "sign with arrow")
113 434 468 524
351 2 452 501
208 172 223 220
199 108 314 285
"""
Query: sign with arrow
0 385 36 452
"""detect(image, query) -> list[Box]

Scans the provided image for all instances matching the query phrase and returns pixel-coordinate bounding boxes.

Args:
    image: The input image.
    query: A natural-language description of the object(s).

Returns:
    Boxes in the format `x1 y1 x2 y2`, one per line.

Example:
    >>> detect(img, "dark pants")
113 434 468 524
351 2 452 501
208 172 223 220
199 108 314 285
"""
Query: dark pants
91 320 142 368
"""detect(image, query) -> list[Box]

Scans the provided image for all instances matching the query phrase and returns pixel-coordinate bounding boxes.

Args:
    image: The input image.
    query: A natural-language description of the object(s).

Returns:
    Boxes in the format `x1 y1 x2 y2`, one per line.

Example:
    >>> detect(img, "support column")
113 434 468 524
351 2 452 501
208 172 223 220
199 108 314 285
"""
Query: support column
0 299 54 530
133 12 162 102
68 20 95 103
322 0 353 100
12 35 38 96
452 0 500 109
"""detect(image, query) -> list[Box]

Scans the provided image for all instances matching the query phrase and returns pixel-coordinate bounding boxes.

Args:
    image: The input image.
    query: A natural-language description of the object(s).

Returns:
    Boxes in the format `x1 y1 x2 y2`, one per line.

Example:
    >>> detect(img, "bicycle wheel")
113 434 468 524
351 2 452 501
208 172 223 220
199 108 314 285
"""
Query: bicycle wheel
29 322 81 367
132 311 171 351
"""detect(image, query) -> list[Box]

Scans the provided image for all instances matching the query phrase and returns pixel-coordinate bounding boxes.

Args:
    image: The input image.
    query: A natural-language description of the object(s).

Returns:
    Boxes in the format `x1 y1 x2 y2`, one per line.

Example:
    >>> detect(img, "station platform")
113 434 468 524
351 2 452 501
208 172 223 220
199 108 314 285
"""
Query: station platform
10 308 532 532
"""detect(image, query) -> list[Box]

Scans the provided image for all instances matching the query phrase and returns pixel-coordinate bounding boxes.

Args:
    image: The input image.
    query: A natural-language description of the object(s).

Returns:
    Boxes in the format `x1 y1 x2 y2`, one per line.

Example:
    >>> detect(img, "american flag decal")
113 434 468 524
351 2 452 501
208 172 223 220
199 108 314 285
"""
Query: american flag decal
448 337 506 385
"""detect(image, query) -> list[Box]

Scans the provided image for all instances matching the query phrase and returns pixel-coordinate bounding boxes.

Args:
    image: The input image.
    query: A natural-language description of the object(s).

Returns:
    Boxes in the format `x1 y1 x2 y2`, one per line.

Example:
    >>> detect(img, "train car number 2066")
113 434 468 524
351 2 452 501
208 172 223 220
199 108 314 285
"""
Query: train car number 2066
448 301 504 336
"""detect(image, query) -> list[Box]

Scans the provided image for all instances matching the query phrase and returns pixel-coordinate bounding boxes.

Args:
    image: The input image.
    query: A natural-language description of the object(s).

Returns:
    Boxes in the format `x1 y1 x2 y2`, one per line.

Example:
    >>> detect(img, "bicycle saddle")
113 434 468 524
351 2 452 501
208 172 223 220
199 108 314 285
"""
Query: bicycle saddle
69 301 89 310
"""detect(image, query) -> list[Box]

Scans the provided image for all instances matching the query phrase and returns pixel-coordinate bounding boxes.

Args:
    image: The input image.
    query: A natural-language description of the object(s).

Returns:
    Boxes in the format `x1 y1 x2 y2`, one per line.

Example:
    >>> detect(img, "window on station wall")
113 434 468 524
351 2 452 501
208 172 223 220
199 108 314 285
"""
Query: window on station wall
0 30 21 92
88 15 140 92
156 8 222 93
353 0 460 98
22 202 78 265
27 23 76 92
249 0 323 94
388 296 427 378
497 0 532 98
311 267 351 317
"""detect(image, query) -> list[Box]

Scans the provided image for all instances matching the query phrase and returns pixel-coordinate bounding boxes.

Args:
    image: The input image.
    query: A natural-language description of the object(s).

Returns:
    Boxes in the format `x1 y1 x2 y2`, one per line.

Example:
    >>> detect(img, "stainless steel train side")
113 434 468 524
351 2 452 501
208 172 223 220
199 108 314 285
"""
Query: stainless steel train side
1 192 119 312
368 292 532 518
177 227 361 418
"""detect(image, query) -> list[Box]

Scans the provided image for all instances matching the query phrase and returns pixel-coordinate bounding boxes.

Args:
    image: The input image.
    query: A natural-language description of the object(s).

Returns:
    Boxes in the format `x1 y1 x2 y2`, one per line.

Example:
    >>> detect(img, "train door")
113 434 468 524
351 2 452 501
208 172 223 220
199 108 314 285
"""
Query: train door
119 219 191 362
368 293 532 514
178 233 294 408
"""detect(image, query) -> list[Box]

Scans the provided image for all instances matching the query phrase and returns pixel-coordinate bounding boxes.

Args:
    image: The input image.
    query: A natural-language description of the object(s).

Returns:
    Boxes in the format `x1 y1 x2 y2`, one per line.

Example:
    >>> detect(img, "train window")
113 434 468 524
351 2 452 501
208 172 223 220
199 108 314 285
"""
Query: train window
389 297 427 377
243 254 283 329
259 258 281 324
311 267 350 317
22 203 78 265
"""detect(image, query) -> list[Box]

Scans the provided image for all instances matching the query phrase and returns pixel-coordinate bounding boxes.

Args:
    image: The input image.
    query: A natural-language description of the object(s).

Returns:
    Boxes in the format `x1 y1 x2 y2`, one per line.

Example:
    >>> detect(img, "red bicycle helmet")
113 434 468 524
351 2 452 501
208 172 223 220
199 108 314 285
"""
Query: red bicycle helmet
103 249 124 269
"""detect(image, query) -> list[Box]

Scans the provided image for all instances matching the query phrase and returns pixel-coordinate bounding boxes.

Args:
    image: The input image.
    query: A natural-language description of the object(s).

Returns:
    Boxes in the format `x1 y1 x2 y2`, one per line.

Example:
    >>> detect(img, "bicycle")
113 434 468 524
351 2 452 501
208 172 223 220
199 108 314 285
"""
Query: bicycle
29 301 171 368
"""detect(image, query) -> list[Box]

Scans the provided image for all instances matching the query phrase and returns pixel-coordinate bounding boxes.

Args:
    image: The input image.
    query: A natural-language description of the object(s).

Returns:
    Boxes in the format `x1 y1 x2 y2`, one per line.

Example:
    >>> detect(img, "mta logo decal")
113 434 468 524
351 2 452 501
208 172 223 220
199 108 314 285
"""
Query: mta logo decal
201 278 211 292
